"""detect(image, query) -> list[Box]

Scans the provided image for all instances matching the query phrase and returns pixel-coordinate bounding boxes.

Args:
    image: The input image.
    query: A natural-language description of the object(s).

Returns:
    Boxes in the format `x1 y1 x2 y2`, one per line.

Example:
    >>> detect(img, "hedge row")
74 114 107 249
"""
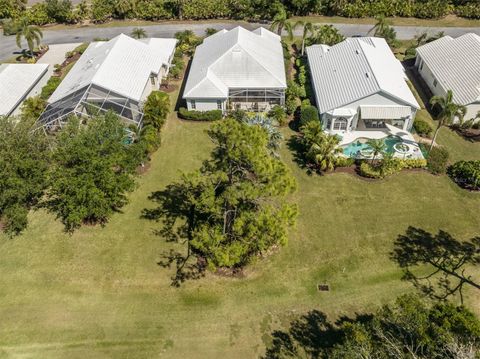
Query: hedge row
178 107 223 121
359 158 427 179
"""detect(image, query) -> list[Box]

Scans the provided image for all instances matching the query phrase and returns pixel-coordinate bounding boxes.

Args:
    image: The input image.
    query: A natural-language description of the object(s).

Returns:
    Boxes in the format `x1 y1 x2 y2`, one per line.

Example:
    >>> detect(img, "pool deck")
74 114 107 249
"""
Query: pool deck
333 125 424 159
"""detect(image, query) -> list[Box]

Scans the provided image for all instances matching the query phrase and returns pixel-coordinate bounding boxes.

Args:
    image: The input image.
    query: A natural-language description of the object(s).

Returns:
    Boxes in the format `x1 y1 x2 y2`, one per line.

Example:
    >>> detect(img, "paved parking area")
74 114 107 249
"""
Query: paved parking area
37 43 82 67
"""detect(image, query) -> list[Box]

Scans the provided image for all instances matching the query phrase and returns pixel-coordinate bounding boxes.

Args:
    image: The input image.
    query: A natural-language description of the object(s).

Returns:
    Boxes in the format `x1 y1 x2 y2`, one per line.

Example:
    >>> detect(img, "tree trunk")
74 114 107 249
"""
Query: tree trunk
429 123 442 152
301 38 305 56
178 0 183 20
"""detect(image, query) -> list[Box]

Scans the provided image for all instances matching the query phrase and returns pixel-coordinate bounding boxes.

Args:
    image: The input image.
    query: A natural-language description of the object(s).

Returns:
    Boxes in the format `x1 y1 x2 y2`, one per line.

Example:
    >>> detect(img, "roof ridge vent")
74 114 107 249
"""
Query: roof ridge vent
355 49 360 54
365 72 370 78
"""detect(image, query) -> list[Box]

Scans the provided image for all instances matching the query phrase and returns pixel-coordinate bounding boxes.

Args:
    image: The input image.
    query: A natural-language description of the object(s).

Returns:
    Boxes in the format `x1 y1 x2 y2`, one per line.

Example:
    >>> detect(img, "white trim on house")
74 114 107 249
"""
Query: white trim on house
183 26 286 112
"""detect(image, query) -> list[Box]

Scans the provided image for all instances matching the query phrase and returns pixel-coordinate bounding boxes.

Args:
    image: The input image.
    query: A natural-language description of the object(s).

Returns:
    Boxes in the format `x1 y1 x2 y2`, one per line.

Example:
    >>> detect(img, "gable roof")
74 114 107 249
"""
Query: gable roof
416 33 480 105
183 26 286 99
0 63 48 116
48 34 177 104
306 37 419 114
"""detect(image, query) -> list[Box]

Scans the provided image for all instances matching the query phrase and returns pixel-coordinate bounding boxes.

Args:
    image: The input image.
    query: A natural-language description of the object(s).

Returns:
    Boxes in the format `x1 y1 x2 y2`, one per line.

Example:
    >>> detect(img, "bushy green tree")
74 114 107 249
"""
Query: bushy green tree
307 24 344 46
45 0 73 23
143 91 170 131
0 117 50 236
148 119 297 271
46 113 141 232
299 105 319 126
264 294 480 358
131 27 147 39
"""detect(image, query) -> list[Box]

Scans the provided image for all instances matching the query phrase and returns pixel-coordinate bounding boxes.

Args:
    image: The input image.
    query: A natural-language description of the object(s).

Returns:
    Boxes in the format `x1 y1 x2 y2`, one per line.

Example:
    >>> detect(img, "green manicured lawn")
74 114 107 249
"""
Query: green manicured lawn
1 102 479 356
290 14 480 27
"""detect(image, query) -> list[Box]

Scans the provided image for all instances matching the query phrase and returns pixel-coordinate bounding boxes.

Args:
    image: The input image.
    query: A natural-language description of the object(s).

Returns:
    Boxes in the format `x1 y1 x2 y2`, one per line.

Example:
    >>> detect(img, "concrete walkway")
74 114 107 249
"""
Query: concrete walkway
1 21 479 61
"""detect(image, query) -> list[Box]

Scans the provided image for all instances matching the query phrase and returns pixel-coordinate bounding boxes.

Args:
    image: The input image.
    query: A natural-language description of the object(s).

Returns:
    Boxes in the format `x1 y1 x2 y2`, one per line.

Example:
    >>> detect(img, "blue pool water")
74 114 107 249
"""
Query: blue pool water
342 136 402 157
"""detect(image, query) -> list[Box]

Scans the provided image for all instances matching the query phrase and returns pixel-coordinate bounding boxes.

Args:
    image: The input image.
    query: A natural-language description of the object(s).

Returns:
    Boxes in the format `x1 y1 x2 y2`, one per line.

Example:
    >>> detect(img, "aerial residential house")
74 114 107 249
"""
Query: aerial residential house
183 26 287 113
306 37 420 146
0 63 49 117
38 34 177 129
415 33 480 122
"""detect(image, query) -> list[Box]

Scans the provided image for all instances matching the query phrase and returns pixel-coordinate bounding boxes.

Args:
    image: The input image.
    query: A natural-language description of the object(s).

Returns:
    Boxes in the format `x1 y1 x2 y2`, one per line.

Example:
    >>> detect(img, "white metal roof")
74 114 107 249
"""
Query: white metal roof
306 37 419 114
183 26 287 99
416 33 480 105
48 34 177 104
360 105 412 119
0 63 49 116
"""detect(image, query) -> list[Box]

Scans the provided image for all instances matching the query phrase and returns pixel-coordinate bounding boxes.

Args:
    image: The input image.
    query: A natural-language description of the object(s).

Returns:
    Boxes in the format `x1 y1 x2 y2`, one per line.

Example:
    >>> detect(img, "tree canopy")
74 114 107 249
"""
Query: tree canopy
145 118 297 283
45 112 142 232
0 117 50 235
264 294 480 358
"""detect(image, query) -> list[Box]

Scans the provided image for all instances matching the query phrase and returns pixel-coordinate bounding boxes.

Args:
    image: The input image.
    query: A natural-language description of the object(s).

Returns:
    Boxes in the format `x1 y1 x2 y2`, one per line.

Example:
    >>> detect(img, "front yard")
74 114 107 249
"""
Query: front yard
0 85 479 357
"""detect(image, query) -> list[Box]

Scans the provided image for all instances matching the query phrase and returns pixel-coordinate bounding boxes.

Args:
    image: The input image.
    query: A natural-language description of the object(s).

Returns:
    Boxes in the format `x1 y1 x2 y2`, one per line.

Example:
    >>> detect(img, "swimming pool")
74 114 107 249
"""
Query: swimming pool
342 136 402 157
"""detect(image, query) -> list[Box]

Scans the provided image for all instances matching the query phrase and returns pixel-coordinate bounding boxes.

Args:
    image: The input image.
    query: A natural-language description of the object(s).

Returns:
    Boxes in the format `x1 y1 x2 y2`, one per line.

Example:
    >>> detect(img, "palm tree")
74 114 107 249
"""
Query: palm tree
294 21 314 56
270 10 293 40
368 16 397 47
131 27 147 39
302 121 342 172
16 18 43 58
429 90 466 151
369 16 389 37
366 139 386 164
143 91 171 130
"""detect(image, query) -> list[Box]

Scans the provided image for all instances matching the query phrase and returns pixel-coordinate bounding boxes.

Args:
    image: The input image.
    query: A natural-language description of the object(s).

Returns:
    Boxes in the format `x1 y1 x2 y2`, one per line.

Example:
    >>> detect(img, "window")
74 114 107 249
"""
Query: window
191 99 196 110
326 118 332 130
333 117 348 130
433 79 438 87
419 60 423 70
217 100 222 110
150 75 156 85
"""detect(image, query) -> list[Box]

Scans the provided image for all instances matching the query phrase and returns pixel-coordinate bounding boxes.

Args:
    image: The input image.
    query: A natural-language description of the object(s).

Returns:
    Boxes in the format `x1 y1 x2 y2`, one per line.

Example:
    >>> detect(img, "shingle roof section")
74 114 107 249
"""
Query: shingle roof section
183 26 287 99
48 34 177 103
306 37 419 114
416 33 480 105
0 63 48 116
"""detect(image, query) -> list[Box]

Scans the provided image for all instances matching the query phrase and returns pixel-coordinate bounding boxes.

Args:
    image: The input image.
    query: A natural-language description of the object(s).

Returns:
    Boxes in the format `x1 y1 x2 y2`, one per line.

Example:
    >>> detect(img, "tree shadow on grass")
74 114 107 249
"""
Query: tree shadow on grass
390 226 480 305
262 310 373 358
286 135 315 176
142 187 206 287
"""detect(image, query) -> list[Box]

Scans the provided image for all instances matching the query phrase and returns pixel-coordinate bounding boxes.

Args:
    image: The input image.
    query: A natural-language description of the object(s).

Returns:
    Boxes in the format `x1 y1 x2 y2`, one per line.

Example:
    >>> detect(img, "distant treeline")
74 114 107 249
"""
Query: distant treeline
1 0 479 27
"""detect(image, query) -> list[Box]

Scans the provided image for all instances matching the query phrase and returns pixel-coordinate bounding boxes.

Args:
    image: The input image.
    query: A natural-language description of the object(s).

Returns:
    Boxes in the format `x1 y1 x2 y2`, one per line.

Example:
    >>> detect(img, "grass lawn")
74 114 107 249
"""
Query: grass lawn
290 14 480 27
1 88 480 357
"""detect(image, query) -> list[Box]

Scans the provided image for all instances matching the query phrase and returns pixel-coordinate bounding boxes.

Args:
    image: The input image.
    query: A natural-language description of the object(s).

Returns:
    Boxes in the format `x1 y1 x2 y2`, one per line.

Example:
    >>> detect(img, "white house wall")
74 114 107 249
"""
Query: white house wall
186 99 225 111
415 55 446 98
323 92 417 131
465 102 480 122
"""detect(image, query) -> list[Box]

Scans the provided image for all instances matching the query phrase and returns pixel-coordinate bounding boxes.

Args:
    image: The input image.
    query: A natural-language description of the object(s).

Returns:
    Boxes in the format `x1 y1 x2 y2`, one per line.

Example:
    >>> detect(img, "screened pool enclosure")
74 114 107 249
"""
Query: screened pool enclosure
228 88 285 112
38 84 144 130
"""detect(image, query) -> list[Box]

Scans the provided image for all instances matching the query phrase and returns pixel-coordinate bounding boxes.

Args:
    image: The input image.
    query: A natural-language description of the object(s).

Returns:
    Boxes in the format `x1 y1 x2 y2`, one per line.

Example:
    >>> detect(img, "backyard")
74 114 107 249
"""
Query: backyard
0 84 479 357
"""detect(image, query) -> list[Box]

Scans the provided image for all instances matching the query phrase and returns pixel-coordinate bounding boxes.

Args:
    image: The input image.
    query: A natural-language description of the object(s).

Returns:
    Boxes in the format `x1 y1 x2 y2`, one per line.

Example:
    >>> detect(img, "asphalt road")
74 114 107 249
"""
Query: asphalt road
1 21 480 61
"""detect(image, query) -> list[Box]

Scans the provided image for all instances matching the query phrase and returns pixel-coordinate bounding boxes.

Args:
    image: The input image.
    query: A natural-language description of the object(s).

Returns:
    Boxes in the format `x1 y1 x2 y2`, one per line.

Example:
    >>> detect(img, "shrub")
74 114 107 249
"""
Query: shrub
300 105 319 126
455 3 480 19
139 125 161 154
268 105 287 126
178 107 223 121
427 146 449 174
447 160 480 190
143 91 170 131
2 18 20 35
25 3 52 25
335 157 355 168
40 76 62 100
359 158 426 179
414 119 433 137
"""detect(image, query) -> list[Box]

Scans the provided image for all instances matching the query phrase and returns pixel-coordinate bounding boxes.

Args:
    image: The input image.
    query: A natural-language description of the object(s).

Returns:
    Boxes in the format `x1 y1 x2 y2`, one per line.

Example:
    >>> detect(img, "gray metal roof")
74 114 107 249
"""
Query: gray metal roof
183 27 287 99
0 63 48 116
306 37 419 114
416 33 480 105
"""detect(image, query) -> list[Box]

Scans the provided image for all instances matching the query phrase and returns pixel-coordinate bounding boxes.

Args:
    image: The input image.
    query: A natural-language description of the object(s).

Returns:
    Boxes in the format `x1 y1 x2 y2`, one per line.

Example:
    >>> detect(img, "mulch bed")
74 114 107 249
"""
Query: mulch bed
160 84 179 93
136 162 151 175
453 128 480 142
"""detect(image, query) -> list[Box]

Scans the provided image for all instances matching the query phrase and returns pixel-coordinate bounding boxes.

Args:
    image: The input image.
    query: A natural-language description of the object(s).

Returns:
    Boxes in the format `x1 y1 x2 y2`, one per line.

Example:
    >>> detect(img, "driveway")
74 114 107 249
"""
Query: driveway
1 21 479 61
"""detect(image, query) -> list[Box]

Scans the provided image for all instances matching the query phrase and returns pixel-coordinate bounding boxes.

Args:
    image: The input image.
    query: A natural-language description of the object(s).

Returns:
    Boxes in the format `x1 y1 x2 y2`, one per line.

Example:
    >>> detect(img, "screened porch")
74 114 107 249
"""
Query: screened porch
228 88 285 112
